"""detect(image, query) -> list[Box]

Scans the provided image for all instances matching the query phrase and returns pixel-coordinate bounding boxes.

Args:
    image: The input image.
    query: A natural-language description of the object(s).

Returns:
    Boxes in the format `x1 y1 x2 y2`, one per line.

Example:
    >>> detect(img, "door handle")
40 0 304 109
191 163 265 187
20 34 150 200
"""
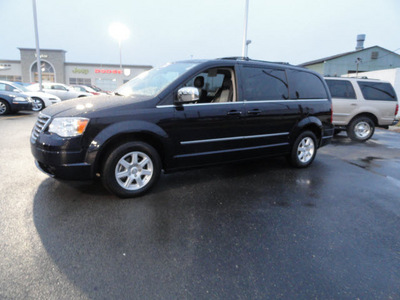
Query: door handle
351 103 357 106
247 109 262 115
227 110 242 116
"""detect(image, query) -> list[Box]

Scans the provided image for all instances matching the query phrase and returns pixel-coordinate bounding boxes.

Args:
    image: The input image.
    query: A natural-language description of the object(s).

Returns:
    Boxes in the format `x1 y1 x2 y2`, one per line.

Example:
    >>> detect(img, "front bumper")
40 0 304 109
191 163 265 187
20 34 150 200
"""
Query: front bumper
31 142 93 180
12 102 33 111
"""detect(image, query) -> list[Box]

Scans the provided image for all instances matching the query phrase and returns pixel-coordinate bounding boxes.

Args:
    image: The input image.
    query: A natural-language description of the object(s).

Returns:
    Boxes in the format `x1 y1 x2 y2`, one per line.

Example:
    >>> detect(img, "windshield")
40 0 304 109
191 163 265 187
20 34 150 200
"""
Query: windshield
115 62 199 97
13 83 29 92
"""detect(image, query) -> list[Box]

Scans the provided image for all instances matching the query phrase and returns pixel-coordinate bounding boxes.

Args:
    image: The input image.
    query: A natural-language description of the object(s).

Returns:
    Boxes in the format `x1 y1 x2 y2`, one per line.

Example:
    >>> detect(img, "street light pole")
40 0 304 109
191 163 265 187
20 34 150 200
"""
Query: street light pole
109 23 129 85
119 39 122 70
32 0 42 91
241 0 250 58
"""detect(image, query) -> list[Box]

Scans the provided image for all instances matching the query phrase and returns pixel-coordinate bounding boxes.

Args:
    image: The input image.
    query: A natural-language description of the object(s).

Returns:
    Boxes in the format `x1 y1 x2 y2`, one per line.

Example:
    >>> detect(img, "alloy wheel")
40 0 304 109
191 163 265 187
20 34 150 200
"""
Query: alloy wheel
115 151 154 191
297 137 315 163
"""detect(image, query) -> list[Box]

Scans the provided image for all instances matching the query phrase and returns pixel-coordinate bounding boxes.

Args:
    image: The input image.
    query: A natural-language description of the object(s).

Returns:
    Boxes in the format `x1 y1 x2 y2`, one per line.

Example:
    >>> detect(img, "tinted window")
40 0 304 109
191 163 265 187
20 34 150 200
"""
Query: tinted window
289 70 328 99
326 80 356 99
358 81 397 101
242 67 288 101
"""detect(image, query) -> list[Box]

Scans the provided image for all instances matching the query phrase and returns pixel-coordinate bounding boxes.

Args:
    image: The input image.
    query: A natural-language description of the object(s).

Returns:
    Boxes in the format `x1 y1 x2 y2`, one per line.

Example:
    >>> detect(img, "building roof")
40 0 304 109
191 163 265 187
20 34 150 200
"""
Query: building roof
299 46 400 67
65 62 153 69
18 48 67 53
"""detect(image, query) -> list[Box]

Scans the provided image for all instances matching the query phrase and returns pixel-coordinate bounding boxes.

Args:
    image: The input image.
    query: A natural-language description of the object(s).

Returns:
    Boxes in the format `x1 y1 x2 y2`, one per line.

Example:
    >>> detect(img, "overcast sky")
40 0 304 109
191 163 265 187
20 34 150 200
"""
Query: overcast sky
1 0 399 67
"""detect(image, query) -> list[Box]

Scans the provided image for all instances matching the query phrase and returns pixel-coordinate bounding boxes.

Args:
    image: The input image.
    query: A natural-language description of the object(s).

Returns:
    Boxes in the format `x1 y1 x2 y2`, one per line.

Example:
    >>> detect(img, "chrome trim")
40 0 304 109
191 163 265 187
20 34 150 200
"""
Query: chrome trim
322 135 333 139
156 98 329 108
244 99 329 103
30 113 51 143
333 113 350 116
156 102 242 108
175 142 289 159
181 132 289 145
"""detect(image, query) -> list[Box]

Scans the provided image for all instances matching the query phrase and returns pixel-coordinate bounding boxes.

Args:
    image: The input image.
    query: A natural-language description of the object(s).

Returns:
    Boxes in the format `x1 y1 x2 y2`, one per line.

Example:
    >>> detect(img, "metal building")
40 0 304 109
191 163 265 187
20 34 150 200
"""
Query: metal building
299 35 400 77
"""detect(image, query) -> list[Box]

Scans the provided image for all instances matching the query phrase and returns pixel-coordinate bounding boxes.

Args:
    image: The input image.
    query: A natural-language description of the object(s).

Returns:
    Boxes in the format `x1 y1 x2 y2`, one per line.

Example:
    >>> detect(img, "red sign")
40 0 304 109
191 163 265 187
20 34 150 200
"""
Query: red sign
95 69 122 74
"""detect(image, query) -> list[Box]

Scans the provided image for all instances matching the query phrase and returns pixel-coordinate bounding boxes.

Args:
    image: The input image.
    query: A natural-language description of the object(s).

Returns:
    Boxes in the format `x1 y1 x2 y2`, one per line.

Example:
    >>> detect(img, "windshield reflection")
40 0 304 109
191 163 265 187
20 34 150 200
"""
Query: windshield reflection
115 62 198 97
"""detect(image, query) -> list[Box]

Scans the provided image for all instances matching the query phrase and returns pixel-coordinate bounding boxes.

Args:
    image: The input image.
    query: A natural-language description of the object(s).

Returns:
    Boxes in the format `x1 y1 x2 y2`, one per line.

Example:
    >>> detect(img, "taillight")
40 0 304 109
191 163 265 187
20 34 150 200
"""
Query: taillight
91 92 100 95
395 104 399 116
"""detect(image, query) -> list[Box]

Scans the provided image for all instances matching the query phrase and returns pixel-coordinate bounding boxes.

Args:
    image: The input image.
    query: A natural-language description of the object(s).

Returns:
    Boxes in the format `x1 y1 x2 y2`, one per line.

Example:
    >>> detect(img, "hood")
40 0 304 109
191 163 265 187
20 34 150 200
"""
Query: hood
42 94 154 117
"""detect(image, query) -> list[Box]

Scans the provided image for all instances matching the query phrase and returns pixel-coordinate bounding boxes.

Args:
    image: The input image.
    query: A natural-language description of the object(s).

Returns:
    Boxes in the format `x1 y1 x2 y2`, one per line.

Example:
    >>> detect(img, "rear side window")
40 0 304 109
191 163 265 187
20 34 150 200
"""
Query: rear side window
326 80 356 99
288 70 328 99
358 81 397 101
242 67 289 101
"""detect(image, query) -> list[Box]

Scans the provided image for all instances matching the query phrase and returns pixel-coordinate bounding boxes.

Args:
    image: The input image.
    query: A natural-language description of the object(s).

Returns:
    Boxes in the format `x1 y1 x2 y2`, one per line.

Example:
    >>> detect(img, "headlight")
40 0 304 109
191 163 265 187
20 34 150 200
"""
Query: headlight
12 96 29 103
48 117 89 137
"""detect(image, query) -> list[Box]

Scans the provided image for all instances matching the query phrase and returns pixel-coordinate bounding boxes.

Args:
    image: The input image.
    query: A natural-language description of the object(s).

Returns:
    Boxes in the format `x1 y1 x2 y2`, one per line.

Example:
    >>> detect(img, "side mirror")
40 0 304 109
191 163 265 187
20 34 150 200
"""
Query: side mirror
176 87 199 103
13 89 20 93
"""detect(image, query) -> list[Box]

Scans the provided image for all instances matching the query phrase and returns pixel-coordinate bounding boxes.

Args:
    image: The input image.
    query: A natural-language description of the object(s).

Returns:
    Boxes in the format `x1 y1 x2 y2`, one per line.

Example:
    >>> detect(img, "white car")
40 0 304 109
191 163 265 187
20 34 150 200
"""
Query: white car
27 82 92 100
0 80 61 111
72 85 108 96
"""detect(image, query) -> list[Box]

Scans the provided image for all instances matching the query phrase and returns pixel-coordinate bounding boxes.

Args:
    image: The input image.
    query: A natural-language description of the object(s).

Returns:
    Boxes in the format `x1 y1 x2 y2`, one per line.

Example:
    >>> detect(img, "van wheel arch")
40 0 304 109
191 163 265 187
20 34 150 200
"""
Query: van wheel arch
95 133 165 176
291 123 322 147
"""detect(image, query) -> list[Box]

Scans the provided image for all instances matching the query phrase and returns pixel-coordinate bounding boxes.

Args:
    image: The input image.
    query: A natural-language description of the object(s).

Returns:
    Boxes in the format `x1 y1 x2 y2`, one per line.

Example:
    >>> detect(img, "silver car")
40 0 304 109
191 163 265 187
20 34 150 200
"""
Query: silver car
27 82 92 100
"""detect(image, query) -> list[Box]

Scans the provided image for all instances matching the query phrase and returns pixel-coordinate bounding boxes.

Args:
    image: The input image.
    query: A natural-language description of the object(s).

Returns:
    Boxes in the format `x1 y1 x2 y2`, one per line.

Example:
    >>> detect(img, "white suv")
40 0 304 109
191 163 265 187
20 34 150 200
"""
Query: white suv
325 77 399 142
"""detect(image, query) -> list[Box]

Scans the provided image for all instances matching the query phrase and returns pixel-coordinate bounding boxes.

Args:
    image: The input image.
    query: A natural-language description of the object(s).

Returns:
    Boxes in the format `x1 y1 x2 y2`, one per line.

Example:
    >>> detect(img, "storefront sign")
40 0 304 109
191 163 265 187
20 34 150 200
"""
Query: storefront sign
95 69 122 74
72 67 89 74
34 54 49 58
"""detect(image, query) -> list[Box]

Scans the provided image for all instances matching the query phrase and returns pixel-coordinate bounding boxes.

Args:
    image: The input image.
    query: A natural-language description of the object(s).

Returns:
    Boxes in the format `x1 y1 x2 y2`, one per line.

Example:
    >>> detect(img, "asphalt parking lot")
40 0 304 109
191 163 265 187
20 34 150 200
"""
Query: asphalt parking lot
1 112 400 299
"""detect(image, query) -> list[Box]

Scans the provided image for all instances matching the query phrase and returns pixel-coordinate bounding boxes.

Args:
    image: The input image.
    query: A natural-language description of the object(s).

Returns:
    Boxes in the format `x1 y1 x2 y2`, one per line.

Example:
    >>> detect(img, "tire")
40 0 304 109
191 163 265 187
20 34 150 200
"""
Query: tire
32 97 45 112
288 131 318 168
347 116 375 142
0 99 10 115
101 141 161 198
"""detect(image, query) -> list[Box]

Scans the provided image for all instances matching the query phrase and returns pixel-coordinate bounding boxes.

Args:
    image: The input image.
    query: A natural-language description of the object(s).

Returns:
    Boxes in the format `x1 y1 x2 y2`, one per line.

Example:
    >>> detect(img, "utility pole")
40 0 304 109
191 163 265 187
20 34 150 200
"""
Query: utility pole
32 0 42 91
241 0 250 58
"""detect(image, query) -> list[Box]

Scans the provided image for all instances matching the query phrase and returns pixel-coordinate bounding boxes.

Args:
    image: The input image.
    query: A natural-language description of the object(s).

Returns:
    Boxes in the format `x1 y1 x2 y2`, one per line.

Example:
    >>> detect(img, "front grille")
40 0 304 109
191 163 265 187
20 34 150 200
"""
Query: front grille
31 113 51 143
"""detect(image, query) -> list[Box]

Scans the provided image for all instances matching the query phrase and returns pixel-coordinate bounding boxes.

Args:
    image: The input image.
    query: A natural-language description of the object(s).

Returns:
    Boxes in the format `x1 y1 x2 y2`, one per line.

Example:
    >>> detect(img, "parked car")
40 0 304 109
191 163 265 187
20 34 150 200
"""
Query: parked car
31 58 333 198
0 80 61 111
72 85 106 96
27 82 91 100
86 84 112 95
0 91 34 115
325 77 399 142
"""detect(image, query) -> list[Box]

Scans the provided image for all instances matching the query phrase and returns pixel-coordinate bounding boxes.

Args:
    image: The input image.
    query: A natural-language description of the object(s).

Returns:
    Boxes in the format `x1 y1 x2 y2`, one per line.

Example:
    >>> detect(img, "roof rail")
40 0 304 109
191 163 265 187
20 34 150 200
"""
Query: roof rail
219 57 290 65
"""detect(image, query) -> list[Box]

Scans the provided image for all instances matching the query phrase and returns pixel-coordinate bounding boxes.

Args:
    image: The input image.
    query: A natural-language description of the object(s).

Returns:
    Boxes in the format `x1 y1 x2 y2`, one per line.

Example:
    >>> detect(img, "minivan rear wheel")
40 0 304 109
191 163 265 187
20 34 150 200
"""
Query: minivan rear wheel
102 141 161 198
347 116 375 142
288 131 317 168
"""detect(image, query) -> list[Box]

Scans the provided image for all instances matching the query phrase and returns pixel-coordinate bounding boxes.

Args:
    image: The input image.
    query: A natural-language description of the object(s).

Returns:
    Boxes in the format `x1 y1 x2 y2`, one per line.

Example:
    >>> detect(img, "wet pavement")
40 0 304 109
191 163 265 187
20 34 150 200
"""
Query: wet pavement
1 112 400 299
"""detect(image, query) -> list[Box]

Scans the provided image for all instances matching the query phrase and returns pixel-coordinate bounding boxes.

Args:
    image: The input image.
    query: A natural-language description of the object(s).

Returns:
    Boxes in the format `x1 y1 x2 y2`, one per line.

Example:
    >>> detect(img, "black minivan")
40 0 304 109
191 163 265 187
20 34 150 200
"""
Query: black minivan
31 58 333 197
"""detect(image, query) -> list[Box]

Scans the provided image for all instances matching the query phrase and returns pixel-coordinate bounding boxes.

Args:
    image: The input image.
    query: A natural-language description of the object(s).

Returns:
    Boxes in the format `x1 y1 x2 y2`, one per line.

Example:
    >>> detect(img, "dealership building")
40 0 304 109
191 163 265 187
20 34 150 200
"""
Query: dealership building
0 48 152 91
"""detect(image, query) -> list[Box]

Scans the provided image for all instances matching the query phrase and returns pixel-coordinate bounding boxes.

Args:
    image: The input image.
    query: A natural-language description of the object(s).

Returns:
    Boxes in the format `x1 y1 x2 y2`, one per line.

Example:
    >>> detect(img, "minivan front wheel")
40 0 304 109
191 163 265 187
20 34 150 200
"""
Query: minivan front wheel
288 131 317 168
347 116 375 142
102 142 161 198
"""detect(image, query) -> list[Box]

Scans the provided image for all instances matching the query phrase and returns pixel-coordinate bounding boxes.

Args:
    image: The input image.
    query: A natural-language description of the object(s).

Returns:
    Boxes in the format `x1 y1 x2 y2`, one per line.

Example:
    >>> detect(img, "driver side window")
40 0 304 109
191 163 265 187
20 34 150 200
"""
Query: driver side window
183 68 235 103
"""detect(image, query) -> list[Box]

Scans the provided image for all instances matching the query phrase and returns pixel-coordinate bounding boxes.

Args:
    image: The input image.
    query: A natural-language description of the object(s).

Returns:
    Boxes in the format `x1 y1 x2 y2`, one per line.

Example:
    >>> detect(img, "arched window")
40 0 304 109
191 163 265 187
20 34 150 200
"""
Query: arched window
31 61 55 82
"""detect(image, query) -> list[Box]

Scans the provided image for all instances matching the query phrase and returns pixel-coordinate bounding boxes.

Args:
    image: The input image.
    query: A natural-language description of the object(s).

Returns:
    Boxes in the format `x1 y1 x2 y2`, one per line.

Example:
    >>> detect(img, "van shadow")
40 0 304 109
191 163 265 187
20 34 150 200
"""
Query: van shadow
32 156 326 298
